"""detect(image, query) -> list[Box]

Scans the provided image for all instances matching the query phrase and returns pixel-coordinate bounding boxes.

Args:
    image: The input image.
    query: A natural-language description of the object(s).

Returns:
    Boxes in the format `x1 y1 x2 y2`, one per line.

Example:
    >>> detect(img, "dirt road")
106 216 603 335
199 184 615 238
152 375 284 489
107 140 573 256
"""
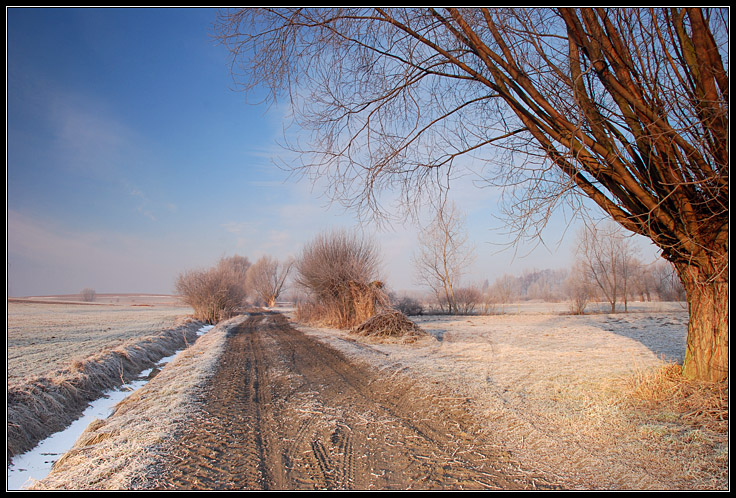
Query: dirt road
141 312 555 490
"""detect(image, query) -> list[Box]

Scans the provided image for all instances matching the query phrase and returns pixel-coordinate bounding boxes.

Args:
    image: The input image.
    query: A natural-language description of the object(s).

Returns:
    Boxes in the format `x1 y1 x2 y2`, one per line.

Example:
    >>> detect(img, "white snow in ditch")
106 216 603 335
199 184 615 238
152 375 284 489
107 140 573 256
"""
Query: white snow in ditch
7 324 214 490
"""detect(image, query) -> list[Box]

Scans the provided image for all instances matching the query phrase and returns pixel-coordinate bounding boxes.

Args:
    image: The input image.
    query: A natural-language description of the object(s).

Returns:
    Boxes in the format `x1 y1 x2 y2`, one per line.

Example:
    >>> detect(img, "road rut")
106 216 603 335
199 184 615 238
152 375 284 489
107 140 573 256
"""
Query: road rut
143 311 552 490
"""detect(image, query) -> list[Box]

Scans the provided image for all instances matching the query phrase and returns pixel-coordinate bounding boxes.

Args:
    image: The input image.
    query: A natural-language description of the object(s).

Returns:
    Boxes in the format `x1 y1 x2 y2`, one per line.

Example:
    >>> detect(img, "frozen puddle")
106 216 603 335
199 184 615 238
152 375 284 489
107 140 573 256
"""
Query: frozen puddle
7 324 214 490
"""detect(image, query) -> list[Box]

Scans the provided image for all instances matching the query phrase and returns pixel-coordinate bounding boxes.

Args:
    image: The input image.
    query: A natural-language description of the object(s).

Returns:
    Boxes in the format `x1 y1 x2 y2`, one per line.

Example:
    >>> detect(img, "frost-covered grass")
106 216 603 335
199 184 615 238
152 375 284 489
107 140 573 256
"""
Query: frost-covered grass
7 300 199 461
7 301 191 382
29 317 238 490
25 302 728 490
300 302 727 490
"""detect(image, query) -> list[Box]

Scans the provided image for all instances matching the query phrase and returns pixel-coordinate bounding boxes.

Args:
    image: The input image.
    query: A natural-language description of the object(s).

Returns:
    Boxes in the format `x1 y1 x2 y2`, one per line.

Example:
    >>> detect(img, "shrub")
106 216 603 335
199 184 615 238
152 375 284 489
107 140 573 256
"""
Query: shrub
454 286 482 314
175 258 248 324
565 266 591 315
393 295 424 316
295 229 386 328
80 288 96 302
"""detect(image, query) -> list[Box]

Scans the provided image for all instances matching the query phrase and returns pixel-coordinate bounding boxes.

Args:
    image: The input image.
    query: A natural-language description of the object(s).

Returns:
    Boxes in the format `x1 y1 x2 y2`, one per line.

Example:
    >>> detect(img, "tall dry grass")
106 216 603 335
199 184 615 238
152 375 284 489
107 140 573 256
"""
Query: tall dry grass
625 362 728 433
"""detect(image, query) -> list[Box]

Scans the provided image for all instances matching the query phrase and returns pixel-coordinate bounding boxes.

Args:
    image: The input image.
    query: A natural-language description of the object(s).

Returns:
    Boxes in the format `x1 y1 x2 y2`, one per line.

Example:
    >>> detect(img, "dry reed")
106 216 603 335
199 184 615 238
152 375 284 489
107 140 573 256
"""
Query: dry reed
296 280 390 330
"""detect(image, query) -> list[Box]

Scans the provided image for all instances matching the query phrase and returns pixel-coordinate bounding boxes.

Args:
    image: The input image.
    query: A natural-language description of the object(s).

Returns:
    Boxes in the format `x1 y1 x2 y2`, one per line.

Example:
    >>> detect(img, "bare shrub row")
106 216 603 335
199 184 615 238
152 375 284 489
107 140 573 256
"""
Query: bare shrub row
175 255 251 324
176 255 295 323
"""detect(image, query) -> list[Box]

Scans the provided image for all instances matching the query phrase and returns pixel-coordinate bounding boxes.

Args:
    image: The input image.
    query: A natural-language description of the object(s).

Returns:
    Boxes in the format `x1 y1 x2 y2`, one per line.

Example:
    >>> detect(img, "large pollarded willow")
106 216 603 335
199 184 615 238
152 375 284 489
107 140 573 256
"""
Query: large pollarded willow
216 8 728 381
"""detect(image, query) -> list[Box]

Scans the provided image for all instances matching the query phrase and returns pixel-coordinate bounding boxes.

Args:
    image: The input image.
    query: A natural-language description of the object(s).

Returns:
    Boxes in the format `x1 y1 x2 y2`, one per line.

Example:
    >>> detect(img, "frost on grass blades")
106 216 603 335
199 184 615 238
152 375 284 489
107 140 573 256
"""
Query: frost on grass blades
7 324 215 490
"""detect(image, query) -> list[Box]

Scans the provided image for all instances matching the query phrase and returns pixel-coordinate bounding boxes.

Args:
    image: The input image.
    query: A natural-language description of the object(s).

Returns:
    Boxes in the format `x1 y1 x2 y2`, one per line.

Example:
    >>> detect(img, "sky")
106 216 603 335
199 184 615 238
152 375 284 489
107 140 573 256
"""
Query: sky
6 7 662 298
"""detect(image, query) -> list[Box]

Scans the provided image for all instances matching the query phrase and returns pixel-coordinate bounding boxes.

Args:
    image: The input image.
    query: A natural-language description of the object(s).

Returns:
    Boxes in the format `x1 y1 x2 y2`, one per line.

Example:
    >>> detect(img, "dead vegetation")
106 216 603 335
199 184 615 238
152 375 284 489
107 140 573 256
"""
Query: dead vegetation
625 363 728 434
7 319 203 464
22 306 727 490
175 256 251 324
352 309 430 343
29 316 238 491
294 230 389 329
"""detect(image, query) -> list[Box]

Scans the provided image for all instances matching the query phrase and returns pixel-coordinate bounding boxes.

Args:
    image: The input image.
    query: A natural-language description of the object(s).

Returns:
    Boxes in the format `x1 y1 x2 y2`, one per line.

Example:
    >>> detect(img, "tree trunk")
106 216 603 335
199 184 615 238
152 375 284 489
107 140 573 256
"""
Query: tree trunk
676 261 729 382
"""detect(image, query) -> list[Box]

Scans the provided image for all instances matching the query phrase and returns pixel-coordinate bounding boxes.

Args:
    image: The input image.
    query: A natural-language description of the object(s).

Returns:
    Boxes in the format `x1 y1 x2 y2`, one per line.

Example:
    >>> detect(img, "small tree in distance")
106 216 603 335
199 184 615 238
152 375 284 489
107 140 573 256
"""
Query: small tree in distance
246 256 294 307
413 201 475 314
80 288 96 302
576 222 641 313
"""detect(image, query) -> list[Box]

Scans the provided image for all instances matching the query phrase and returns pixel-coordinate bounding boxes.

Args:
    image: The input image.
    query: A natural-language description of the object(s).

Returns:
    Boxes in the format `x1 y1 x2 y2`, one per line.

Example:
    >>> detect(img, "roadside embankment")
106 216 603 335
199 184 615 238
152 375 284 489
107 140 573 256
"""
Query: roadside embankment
8 318 205 463
29 315 243 490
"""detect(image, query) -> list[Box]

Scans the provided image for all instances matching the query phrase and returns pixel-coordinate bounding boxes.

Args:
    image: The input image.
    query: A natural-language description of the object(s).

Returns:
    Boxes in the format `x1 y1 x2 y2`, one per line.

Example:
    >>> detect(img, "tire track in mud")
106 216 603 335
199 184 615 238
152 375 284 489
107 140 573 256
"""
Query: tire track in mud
144 312 553 490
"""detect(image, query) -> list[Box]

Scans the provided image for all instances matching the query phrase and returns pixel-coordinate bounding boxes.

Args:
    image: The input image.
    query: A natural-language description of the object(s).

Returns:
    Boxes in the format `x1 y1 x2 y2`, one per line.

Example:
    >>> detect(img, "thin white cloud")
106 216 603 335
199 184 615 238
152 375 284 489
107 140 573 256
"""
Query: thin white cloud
221 221 258 235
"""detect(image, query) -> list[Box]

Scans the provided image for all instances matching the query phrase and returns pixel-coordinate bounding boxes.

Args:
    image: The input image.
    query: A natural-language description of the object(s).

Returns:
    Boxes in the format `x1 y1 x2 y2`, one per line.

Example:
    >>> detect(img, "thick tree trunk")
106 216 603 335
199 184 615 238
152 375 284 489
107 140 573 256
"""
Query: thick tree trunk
676 262 729 382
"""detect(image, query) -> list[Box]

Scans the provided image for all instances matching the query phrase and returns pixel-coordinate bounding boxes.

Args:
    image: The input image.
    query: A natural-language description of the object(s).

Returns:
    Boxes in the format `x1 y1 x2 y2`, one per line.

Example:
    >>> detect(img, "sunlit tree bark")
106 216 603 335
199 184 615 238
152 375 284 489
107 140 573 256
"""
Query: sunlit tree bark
216 8 728 381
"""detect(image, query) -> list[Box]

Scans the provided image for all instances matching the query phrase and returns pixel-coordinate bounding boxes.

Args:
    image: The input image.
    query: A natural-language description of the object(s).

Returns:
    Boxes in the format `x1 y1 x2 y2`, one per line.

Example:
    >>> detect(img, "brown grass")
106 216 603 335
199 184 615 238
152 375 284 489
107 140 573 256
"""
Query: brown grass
625 362 729 433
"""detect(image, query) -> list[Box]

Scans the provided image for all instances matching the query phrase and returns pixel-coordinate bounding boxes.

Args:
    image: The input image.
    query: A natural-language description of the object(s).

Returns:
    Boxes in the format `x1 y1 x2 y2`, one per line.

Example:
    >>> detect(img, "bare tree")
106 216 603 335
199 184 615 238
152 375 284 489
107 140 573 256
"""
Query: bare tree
246 256 294 307
576 222 642 313
413 202 475 314
80 288 96 303
216 8 728 381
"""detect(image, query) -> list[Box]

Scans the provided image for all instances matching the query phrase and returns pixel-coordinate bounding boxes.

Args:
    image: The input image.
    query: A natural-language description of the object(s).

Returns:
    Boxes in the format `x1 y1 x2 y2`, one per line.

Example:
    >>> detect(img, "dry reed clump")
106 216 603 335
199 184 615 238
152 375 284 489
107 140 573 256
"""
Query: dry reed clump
352 309 430 343
7 320 204 464
297 280 390 330
625 362 728 433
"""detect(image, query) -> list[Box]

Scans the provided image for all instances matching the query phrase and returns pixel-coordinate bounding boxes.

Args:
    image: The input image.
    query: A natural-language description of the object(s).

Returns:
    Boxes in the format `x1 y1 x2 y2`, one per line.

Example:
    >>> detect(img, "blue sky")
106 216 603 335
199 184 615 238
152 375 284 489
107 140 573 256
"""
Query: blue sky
6 7 659 297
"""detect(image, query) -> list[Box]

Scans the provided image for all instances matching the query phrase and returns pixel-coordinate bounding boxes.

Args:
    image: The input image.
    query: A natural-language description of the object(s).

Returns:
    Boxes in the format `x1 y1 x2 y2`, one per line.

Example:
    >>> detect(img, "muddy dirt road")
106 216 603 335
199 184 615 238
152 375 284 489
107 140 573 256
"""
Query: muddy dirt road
141 312 554 490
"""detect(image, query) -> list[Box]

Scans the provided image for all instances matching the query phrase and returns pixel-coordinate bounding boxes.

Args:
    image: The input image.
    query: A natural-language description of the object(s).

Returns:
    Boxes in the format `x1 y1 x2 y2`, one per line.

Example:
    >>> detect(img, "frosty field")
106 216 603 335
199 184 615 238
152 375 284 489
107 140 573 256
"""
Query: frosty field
22 300 728 490
6 297 202 465
300 302 727 489
7 298 191 383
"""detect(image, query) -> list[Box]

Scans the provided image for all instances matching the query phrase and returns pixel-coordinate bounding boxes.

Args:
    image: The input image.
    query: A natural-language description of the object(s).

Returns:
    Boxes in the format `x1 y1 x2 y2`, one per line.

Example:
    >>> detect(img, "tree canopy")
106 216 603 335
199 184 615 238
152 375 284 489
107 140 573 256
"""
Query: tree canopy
216 8 728 381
